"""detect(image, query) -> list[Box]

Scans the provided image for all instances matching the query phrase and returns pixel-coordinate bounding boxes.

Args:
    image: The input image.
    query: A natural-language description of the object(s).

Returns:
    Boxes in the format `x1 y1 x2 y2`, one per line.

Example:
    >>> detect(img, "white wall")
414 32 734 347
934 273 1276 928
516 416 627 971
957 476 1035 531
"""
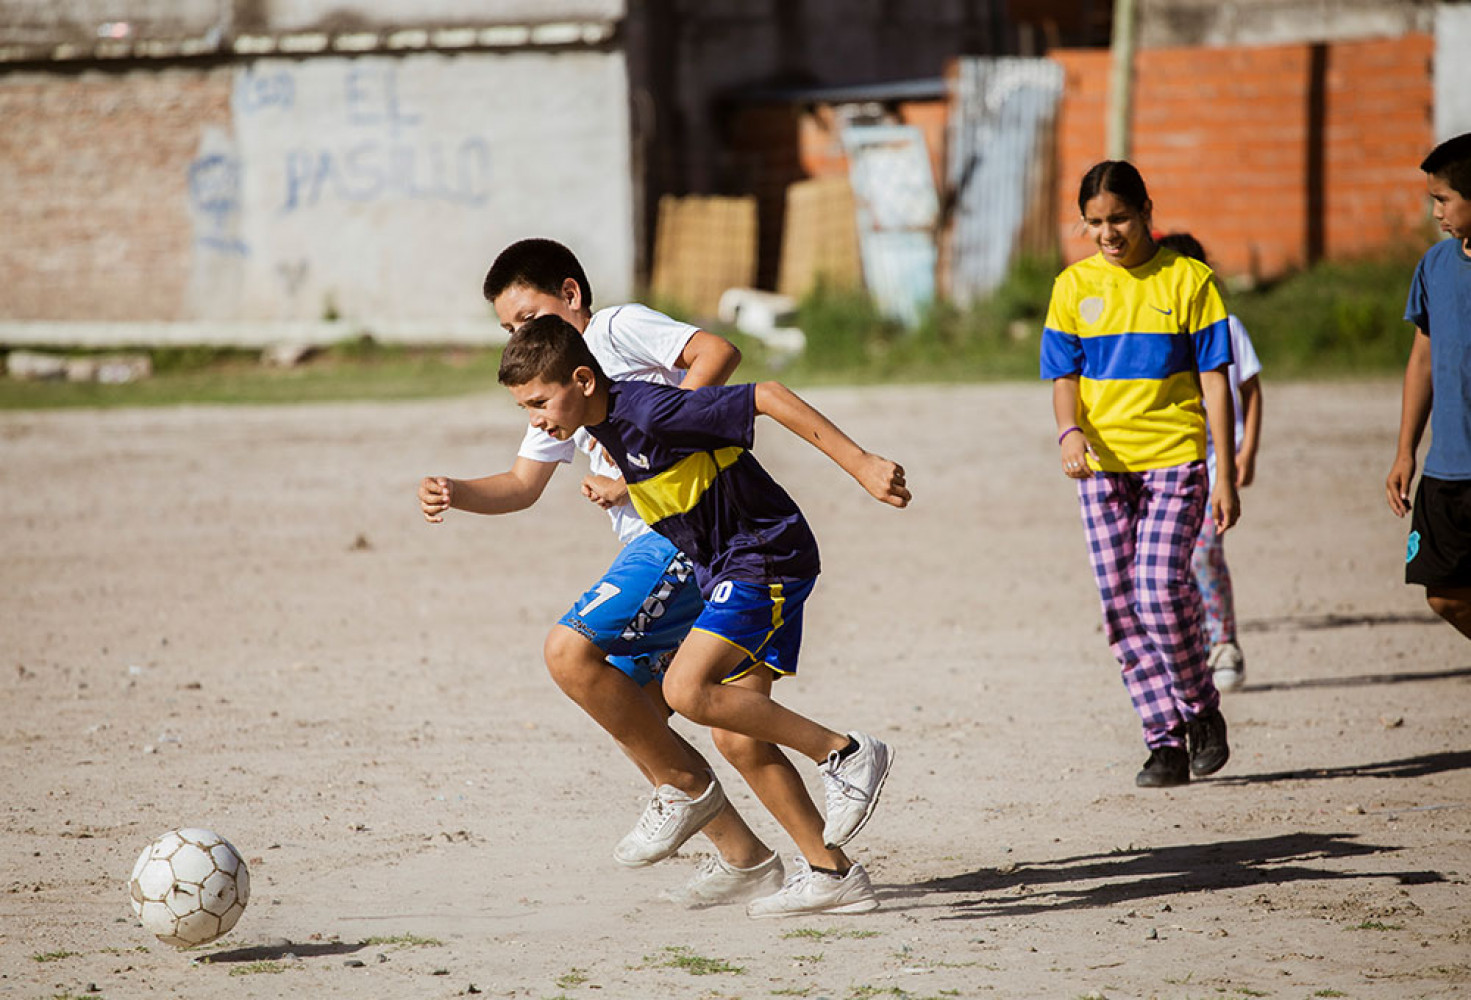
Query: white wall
186 49 634 323
1437 2 1471 141
261 0 625 30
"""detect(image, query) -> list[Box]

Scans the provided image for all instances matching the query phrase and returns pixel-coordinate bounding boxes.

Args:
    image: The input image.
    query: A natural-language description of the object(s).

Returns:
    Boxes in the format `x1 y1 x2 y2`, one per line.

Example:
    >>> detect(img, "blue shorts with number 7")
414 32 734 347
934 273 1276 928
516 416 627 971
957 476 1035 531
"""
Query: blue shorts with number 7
557 532 703 686
690 577 817 682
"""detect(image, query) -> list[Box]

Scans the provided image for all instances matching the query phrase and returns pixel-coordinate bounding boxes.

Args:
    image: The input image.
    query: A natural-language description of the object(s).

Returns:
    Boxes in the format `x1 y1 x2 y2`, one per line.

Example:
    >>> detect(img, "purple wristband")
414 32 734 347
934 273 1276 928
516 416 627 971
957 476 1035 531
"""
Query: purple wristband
1058 425 1082 445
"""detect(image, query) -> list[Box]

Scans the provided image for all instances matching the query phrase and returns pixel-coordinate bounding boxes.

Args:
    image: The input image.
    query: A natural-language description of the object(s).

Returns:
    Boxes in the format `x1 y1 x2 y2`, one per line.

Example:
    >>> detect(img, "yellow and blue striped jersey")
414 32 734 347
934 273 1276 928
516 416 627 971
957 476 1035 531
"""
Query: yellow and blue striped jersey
1040 248 1232 471
587 380 820 595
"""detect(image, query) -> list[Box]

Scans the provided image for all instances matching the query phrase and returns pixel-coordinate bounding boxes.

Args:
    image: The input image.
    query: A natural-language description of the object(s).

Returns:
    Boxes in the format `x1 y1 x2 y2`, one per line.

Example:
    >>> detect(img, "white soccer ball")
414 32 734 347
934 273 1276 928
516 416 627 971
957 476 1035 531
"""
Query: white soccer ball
128 828 250 947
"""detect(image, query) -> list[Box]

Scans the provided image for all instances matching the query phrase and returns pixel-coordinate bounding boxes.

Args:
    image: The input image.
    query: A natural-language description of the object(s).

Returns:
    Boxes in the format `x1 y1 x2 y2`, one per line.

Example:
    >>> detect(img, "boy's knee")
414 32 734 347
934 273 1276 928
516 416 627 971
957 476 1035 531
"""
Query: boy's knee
1426 590 1471 625
661 673 711 724
542 626 602 694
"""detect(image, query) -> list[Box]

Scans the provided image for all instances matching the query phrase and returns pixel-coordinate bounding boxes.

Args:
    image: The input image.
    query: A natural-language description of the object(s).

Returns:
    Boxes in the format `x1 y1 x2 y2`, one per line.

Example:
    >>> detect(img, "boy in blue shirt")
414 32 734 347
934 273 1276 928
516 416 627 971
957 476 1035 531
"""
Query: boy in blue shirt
496 313 910 917
1387 132 1471 640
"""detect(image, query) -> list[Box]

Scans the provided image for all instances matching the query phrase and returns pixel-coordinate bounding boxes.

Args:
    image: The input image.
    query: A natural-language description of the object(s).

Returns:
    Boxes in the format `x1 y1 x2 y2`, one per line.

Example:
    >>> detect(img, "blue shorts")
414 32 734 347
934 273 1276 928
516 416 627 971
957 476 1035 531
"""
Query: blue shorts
690 578 817 682
557 532 702 686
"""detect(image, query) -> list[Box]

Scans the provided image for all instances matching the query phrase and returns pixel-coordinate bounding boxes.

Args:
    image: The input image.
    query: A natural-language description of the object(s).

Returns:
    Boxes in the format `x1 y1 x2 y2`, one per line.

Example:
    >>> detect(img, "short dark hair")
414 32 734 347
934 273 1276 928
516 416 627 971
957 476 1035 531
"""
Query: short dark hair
497 314 606 388
483 238 593 307
1078 160 1151 215
1158 232 1208 265
1421 132 1471 198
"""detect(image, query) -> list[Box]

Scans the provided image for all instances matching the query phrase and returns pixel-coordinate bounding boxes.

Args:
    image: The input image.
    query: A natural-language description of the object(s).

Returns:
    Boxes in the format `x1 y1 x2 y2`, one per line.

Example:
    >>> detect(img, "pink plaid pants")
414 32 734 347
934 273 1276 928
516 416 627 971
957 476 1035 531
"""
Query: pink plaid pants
1078 462 1220 749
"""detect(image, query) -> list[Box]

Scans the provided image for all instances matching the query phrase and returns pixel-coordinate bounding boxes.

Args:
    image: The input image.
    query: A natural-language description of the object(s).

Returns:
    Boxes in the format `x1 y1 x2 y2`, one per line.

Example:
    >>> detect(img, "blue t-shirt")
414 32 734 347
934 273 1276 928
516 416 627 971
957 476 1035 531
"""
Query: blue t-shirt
1405 238 1471 480
586 380 821 595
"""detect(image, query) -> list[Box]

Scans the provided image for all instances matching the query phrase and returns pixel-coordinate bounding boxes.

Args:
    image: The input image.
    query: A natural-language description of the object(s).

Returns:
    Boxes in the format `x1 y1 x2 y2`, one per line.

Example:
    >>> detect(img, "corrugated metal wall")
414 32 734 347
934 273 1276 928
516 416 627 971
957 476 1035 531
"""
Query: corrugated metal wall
945 57 1063 303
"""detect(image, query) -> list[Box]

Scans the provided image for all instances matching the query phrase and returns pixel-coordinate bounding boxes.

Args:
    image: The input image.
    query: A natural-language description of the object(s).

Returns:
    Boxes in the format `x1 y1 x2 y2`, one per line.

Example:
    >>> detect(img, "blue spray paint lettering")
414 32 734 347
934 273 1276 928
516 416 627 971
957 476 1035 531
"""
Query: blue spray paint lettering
280 137 490 212
188 153 249 256
234 68 295 115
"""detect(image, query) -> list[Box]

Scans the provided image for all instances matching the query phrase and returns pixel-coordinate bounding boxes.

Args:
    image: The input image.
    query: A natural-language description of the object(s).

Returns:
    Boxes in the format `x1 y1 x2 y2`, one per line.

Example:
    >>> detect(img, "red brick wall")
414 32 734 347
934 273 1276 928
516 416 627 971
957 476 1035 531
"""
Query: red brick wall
0 68 232 320
1052 34 1434 281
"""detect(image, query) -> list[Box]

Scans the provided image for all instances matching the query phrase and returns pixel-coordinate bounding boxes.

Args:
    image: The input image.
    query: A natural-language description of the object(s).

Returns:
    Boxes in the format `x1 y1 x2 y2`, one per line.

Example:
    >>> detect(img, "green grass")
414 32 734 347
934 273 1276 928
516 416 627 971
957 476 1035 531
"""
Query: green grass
781 927 881 940
645 944 744 976
1350 919 1404 931
227 960 287 976
31 950 80 962
361 932 444 947
0 339 502 410
0 250 1423 412
1231 250 1422 377
555 967 590 988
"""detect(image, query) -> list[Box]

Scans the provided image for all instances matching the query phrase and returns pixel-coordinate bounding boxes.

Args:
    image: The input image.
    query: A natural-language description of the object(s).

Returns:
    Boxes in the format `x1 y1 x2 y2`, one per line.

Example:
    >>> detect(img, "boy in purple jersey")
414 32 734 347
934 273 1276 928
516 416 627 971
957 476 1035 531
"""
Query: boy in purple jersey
496 314 911 918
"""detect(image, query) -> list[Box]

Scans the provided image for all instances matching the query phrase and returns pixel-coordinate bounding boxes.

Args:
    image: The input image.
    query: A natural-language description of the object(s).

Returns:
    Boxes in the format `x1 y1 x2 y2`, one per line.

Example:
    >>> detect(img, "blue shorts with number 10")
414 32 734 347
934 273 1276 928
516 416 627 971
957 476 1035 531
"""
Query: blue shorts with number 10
558 532 703 686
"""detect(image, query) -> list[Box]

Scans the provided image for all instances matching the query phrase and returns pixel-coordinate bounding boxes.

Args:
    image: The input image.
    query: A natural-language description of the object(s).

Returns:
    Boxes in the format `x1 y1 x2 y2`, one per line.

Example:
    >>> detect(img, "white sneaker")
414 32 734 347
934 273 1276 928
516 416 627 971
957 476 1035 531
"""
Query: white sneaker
1209 641 1246 692
613 779 725 868
746 856 879 918
820 732 892 849
661 852 785 909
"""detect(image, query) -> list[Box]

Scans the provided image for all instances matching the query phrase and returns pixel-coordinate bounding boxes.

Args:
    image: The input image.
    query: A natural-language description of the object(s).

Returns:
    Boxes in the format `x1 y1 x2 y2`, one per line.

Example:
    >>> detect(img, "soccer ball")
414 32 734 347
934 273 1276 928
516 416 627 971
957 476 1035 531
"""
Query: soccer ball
128 828 250 947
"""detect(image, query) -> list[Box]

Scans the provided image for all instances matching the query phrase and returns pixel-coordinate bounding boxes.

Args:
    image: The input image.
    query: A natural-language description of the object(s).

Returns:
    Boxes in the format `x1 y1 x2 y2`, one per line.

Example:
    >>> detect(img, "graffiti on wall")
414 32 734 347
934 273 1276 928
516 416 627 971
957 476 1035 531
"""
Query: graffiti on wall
232 63 492 214
188 152 249 256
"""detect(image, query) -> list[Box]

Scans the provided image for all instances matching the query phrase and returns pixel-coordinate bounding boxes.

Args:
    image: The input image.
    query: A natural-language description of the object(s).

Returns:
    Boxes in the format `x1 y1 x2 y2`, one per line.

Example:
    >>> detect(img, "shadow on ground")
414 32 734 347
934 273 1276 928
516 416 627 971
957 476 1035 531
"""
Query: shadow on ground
888 832 1445 919
1238 665 1471 694
200 939 368 963
1241 611 1442 633
1210 749 1471 786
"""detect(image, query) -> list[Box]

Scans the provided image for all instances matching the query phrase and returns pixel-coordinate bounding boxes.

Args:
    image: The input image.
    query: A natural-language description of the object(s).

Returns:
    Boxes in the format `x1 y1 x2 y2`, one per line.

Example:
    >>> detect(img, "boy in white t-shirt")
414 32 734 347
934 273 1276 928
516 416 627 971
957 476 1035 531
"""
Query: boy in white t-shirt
418 238 781 908
1158 234 1264 691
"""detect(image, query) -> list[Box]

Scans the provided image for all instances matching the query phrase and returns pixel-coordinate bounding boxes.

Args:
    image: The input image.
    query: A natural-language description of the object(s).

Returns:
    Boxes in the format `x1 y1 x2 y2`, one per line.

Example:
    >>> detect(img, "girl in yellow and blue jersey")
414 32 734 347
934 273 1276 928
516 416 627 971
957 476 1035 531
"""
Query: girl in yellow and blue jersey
1040 160 1240 789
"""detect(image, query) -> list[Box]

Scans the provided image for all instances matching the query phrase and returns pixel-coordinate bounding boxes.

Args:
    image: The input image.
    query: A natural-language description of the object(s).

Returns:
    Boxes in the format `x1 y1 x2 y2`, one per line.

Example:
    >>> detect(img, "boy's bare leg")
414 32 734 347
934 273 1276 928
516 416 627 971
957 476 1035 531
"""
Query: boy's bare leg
661 630 850 762
543 624 770 866
1427 586 1471 639
713 672 852 872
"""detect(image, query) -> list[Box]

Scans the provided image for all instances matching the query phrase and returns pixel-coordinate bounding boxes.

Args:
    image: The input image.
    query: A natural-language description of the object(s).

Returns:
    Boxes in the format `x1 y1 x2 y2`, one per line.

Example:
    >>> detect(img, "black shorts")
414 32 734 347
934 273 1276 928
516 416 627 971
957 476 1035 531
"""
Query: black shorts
1405 475 1471 588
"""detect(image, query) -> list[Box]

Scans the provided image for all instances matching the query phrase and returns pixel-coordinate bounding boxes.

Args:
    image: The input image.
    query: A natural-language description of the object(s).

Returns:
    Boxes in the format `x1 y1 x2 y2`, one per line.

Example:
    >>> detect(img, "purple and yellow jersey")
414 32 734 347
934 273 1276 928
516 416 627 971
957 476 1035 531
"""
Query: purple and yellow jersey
586 380 820 596
1039 248 1232 472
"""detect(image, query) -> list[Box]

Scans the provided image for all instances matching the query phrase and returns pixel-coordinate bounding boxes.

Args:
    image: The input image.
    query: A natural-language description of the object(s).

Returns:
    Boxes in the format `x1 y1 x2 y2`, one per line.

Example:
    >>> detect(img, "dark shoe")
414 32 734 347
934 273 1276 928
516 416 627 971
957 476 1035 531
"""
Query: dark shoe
1135 746 1190 787
1187 707 1230 777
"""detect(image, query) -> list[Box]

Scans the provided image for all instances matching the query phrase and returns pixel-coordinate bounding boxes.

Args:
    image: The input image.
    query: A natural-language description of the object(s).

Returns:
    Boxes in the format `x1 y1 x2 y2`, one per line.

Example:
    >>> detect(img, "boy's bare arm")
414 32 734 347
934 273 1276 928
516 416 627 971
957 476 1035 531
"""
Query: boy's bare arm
752 381 910 508
419 456 558 523
676 330 742 389
1236 374 1263 487
1387 328 1433 517
1199 367 1240 533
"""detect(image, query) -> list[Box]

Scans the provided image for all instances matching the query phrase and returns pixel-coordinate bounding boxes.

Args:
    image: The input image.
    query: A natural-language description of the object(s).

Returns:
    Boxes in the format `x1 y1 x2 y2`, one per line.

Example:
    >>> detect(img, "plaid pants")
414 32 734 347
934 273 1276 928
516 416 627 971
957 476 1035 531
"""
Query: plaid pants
1078 463 1219 749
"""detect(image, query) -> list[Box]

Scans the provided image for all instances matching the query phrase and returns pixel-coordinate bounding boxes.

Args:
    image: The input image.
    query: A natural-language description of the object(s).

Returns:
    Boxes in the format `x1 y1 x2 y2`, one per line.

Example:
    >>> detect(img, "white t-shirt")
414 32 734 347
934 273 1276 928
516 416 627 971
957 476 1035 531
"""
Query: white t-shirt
516 303 700 545
1206 314 1263 486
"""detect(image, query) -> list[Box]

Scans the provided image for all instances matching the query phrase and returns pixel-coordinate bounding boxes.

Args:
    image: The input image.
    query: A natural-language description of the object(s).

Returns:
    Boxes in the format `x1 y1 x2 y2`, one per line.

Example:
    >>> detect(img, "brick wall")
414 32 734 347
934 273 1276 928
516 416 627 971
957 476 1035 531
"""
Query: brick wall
0 67 231 320
1052 34 1434 281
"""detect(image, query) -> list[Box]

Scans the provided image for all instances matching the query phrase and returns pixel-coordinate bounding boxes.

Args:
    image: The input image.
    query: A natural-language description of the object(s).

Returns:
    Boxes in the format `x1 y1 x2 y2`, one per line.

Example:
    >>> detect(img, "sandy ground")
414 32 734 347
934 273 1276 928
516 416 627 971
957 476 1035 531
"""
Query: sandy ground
2 379 1468 1000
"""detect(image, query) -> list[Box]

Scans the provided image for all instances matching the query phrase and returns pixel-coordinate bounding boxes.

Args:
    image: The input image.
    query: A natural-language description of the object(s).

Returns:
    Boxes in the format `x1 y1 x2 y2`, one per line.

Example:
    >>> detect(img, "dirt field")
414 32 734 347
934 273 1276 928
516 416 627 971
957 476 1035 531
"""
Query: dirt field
2 379 1468 1000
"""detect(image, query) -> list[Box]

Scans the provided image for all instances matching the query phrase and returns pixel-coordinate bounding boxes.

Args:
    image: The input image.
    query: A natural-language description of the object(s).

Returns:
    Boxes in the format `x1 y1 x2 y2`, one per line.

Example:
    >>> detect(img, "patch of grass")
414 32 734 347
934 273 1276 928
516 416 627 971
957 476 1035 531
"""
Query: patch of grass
31 950 80 962
792 953 824 963
555 967 590 988
98 945 150 955
1236 989 1271 997
781 927 880 940
1230 249 1423 377
0 340 504 410
772 989 813 997
228 960 286 976
1351 920 1404 931
646 944 744 976
361 932 444 947
1312 990 1349 997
